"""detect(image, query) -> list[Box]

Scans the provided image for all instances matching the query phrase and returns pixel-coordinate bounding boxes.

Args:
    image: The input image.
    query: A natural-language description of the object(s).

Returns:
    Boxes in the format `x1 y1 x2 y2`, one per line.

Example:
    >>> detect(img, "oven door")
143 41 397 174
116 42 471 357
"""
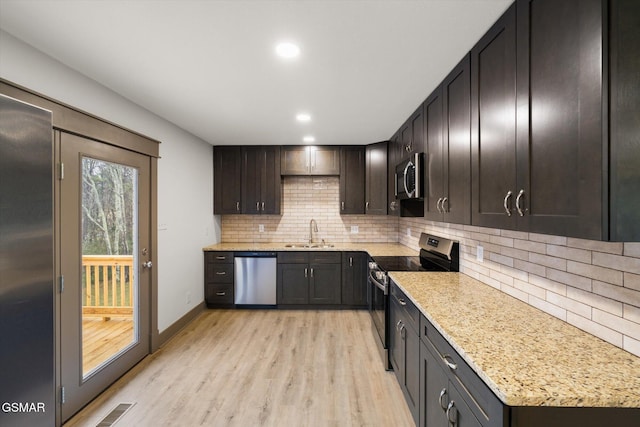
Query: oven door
368 267 390 370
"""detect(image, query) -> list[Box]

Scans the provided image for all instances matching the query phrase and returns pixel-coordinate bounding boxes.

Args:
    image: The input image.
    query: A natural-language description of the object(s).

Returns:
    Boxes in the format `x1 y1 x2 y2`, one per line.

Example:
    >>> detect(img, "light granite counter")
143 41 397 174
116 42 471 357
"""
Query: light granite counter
202 242 417 257
389 271 640 408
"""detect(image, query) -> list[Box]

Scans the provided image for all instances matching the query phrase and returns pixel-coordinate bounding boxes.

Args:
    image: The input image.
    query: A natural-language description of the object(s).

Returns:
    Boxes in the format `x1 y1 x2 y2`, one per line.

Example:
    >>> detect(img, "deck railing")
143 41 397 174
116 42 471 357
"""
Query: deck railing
82 255 134 319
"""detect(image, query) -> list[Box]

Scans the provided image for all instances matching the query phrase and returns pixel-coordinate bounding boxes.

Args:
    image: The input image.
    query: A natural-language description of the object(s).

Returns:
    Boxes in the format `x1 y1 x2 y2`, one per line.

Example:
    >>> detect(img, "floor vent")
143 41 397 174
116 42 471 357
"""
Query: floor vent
96 402 135 426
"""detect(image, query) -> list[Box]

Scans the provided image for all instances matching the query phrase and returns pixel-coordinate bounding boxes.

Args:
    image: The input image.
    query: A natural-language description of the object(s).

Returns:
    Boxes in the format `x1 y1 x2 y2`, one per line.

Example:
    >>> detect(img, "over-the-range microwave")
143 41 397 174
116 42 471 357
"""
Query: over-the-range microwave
395 152 424 200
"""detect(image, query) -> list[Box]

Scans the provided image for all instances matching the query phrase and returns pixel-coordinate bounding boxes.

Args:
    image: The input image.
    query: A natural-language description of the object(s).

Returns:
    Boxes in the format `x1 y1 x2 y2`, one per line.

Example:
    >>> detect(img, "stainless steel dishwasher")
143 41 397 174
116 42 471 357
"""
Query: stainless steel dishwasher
234 252 277 306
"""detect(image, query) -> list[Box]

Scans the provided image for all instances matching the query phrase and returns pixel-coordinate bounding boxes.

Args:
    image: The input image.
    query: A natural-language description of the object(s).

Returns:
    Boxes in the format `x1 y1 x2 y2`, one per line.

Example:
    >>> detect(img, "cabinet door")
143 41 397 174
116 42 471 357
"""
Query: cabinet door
341 252 367 306
442 54 472 225
309 263 341 304
277 263 308 304
241 146 261 214
420 341 449 427
410 104 425 155
424 87 445 221
405 323 421 425
213 146 242 214
388 132 401 216
389 300 403 374
366 141 388 215
311 146 340 175
260 146 281 214
340 146 365 214
608 0 640 241
471 4 518 229
281 146 310 175
516 0 603 239
448 383 483 427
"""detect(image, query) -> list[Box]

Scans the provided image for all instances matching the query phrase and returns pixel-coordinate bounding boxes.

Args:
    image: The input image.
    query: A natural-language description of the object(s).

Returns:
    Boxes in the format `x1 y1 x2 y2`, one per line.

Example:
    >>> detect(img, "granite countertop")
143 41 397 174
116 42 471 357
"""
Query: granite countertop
202 242 417 257
389 271 640 408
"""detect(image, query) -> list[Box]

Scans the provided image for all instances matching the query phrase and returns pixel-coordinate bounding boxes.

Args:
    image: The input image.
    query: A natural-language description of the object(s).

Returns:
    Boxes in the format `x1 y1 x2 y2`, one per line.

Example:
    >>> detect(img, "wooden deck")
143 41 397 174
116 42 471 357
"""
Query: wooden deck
83 316 134 375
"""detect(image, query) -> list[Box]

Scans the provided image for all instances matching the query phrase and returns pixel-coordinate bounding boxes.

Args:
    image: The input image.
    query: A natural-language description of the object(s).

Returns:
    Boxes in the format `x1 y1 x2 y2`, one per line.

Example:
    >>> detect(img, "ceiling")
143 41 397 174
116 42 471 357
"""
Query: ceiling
0 0 512 146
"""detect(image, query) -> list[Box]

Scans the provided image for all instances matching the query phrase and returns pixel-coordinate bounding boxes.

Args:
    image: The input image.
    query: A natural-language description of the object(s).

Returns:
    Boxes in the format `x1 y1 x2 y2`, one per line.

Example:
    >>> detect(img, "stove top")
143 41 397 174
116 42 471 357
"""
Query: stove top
372 256 448 272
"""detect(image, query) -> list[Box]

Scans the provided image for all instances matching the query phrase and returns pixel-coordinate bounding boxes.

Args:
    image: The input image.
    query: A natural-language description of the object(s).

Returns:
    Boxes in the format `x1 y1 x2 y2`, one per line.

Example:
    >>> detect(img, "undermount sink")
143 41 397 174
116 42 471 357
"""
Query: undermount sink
285 243 335 248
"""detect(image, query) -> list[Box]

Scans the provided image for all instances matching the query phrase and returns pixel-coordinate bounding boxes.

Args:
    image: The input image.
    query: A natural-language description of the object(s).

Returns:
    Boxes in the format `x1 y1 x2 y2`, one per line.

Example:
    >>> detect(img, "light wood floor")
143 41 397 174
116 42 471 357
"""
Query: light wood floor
83 317 134 375
66 309 415 427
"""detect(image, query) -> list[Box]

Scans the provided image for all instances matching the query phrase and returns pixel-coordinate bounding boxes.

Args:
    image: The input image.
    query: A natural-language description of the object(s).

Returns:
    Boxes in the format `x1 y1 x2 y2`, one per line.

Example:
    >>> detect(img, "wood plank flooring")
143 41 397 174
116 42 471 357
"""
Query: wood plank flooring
65 309 415 427
83 317 134 375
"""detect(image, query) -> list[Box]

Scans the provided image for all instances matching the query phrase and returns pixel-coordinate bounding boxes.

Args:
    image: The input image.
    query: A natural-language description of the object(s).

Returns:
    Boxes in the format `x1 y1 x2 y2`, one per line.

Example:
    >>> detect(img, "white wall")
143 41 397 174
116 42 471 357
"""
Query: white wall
0 30 221 333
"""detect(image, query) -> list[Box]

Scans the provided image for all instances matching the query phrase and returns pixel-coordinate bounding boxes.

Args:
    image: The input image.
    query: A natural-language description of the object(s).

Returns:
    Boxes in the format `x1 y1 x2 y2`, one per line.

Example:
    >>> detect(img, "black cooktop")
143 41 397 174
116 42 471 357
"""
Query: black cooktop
372 256 448 272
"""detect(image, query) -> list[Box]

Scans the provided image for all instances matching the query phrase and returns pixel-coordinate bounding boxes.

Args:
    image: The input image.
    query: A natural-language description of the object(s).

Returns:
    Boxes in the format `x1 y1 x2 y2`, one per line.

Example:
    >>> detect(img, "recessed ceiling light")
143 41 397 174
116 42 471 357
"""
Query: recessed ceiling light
303 135 316 143
275 42 300 59
296 113 311 122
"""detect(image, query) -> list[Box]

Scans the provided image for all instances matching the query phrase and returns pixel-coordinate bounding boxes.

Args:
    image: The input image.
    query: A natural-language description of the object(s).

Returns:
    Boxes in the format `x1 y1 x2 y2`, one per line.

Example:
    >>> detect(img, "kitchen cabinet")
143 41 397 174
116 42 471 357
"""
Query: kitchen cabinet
400 104 425 158
339 146 366 214
389 281 420 425
341 252 367 307
424 54 472 224
277 252 341 305
387 131 401 216
510 0 604 239
204 252 235 307
241 146 281 214
609 0 640 241
213 146 242 214
281 146 340 175
365 141 388 215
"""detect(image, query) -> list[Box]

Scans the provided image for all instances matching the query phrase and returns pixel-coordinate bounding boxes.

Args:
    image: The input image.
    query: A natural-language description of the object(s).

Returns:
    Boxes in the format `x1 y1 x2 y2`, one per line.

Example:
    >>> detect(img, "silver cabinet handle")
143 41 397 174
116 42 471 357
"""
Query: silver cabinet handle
261 202 265 211
349 257 353 267
442 354 457 371
516 189 526 216
216 291 226 296
439 388 448 410
446 401 457 426
341 201 345 211
310 268 314 278
305 268 308 278
366 201 370 211
396 320 403 331
256 201 260 212
236 201 240 211
503 191 513 216
216 255 226 260
436 197 443 213
398 298 407 306
215 271 226 275
442 197 448 213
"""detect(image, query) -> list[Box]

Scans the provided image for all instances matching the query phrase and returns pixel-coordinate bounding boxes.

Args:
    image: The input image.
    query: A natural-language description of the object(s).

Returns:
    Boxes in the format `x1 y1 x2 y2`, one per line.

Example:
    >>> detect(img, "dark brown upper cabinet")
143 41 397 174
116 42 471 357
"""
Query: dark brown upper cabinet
339 146 366 214
424 54 472 225
241 146 281 214
398 104 425 161
388 131 401 216
470 3 518 230
513 0 604 239
366 141 388 215
213 146 242 214
609 0 640 241
281 146 340 175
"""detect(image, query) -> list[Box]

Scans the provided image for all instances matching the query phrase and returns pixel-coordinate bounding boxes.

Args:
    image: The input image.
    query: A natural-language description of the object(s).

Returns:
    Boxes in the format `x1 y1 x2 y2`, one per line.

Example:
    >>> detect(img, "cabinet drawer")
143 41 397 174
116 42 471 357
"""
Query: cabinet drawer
205 251 234 264
421 315 503 426
390 281 419 332
278 251 309 263
205 284 234 305
309 251 341 264
206 263 234 283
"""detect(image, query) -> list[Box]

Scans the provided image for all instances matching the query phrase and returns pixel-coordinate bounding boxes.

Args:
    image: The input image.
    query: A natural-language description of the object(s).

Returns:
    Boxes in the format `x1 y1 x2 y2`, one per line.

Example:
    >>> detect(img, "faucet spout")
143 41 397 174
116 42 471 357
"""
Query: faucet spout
309 219 318 244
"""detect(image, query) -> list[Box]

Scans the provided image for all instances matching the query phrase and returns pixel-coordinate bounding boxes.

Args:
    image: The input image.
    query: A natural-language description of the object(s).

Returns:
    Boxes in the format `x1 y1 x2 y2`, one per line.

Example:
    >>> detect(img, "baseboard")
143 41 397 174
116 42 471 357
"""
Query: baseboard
154 301 206 350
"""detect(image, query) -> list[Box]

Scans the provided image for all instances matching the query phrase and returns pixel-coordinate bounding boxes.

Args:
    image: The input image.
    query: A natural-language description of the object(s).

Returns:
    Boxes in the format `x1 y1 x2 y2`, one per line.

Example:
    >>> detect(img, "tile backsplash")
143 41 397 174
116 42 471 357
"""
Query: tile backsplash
220 177 640 357
221 176 398 244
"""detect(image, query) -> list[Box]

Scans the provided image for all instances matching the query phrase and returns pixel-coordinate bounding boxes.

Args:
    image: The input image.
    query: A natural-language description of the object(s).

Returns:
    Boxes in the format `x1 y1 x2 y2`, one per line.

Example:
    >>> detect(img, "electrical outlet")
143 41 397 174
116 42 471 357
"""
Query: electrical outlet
406 227 411 237
258 224 265 233
351 225 359 234
477 245 484 262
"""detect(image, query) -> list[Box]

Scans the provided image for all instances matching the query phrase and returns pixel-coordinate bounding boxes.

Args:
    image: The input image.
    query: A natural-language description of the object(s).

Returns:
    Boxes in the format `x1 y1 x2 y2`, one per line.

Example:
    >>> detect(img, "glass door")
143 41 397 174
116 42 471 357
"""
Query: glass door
59 132 151 422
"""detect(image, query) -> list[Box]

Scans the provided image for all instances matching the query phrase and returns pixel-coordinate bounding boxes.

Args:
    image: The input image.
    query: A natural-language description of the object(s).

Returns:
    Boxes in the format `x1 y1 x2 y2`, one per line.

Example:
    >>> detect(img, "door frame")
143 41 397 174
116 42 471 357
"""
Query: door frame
1 79 159 427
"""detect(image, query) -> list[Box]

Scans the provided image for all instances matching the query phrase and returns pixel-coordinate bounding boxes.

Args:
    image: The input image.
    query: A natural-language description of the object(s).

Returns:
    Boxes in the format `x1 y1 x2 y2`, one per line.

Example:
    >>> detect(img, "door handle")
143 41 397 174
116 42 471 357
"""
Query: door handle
503 191 513 216
516 189 526 216
142 261 153 269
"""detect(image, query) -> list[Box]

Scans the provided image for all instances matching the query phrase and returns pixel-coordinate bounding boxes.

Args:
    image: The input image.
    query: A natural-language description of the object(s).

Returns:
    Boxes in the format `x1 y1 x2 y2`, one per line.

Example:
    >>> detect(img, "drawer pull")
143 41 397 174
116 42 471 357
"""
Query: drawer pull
446 401 458 425
396 320 403 331
216 256 226 260
439 388 448 410
503 190 512 216
215 291 226 296
215 271 227 275
398 298 407 306
442 354 458 371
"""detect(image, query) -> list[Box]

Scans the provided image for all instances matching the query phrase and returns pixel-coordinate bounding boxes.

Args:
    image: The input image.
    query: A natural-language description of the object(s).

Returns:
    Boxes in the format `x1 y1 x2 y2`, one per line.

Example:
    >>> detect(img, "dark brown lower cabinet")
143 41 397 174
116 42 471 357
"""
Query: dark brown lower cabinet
341 252 367 307
276 252 341 306
204 251 234 307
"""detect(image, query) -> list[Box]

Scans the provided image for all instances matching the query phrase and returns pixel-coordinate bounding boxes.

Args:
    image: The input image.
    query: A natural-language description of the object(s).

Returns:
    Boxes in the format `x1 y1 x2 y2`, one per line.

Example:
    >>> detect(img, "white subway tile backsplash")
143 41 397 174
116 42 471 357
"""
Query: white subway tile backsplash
529 252 567 271
623 304 640 324
528 295 567 320
546 291 592 318
546 244 591 264
566 286 623 316
567 312 624 348
624 242 640 258
546 268 592 292
592 252 640 275
624 336 640 356
592 281 640 307
529 233 567 245
529 274 567 296
567 261 624 286
592 309 640 341
567 238 623 254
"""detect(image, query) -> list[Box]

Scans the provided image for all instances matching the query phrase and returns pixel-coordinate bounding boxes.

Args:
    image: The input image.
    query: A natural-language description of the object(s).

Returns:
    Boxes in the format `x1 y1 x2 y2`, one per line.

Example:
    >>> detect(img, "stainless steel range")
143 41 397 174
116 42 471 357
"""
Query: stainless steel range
368 233 459 369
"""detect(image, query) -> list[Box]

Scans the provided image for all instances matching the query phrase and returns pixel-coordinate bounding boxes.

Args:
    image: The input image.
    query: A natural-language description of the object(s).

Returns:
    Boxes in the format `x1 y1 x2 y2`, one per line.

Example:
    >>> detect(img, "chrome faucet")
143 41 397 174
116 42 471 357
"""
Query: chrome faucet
309 219 318 244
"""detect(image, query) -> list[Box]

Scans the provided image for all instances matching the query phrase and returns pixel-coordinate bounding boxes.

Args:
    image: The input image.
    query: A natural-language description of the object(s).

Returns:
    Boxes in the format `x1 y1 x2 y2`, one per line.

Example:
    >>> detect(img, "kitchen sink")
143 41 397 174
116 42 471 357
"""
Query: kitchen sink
285 243 335 248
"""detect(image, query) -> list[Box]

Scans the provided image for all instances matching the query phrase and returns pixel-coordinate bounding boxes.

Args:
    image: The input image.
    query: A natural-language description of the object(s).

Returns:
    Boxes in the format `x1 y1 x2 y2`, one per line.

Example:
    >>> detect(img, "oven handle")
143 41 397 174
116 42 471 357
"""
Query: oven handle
369 271 388 295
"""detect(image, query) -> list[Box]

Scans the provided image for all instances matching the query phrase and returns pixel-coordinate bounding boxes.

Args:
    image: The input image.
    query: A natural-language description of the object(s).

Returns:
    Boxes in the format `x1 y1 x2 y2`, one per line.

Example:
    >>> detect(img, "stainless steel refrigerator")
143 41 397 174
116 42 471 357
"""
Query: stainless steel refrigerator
0 94 55 427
